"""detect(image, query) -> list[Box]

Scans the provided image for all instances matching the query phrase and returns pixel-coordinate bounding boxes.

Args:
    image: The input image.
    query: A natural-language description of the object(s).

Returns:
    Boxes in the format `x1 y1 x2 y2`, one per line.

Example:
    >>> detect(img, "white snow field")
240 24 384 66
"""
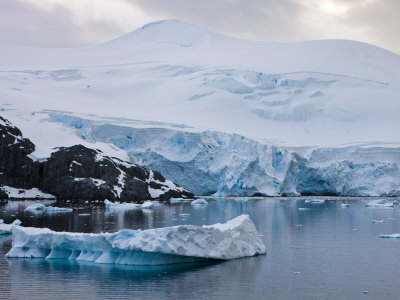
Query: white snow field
1 20 400 196
6 214 266 265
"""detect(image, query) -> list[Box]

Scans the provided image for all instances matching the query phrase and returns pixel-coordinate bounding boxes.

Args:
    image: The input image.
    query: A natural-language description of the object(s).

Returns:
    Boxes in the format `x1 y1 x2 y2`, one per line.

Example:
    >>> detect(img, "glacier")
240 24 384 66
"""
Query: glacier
45 113 400 197
0 20 400 197
6 215 266 265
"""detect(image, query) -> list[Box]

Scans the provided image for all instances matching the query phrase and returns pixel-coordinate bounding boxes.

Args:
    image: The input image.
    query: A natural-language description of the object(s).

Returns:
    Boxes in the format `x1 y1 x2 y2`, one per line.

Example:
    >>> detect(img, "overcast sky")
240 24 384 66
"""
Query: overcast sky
0 0 399 54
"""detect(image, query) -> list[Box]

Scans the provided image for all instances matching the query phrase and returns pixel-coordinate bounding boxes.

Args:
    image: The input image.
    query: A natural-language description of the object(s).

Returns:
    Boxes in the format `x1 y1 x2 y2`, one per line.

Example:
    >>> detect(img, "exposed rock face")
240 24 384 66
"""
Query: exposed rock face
0 116 193 201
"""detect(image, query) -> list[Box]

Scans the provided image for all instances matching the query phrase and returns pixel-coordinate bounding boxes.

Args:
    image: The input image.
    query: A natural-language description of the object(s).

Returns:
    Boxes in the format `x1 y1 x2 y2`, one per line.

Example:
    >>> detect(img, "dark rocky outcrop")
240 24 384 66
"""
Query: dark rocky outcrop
0 116 194 202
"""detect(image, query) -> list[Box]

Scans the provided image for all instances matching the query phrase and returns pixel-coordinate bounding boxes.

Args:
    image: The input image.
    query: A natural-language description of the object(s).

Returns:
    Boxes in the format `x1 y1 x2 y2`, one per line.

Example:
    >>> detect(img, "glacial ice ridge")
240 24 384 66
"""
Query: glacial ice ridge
6 215 266 265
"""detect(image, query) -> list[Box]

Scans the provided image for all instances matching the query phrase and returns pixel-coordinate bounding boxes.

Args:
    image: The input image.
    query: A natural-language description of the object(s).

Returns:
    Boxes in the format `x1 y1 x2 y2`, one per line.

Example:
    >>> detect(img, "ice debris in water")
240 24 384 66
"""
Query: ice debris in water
25 203 73 213
341 203 349 208
0 219 21 235
104 199 153 210
304 199 325 204
371 220 384 223
46 206 73 213
191 199 208 206
170 198 194 204
365 199 393 207
380 233 400 238
6 215 266 265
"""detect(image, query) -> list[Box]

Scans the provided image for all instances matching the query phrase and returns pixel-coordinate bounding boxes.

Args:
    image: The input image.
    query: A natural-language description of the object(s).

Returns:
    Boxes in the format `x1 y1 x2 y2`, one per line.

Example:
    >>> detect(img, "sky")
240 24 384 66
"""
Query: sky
0 0 399 54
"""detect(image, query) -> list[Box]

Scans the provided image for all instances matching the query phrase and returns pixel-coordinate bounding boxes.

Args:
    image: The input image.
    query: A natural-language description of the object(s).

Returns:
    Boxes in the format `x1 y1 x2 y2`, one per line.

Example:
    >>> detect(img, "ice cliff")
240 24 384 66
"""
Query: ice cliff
6 215 266 265
49 114 400 197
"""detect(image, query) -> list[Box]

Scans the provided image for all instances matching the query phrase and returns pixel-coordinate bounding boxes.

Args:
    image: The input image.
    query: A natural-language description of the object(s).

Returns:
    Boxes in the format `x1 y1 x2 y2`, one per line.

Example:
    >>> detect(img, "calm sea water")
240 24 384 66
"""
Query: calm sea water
1 197 400 300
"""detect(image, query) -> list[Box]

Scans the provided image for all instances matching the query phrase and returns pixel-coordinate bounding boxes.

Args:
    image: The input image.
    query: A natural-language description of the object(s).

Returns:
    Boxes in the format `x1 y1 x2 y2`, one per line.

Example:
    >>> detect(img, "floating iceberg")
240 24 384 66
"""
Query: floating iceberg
0 219 21 235
341 203 349 208
104 199 153 210
25 203 46 211
170 198 194 204
304 199 325 204
191 199 208 206
46 206 73 213
6 215 266 265
365 199 394 208
380 233 400 239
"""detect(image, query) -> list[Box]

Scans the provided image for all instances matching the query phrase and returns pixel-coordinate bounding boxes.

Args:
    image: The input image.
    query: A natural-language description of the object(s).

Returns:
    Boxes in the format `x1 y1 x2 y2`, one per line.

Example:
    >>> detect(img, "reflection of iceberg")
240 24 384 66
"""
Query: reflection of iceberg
6 215 266 265
365 199 393 208
104 199 153 210
0 219 21 235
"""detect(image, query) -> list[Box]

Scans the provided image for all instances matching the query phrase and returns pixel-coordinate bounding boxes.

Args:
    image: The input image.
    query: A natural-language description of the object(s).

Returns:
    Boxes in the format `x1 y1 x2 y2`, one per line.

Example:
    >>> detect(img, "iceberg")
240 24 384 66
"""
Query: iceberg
170 198 194 204
6 215 266 265
341 203 349 208
191 199 208 206
0 219 21 235
365 199 394 208
380 233 400 239
25 203 46 211
104 199 153 210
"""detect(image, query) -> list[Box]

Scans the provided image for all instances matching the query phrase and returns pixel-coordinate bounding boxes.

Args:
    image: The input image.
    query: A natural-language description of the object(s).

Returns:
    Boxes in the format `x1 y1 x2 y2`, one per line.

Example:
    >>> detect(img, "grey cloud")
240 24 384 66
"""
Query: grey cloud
0 0 122 47
128 0 307 42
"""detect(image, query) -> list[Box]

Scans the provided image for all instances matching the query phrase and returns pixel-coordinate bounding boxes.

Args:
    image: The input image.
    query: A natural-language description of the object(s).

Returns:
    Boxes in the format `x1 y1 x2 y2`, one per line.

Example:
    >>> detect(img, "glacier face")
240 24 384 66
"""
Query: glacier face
48 113 400 197
6 215 266 265
1 20 400 197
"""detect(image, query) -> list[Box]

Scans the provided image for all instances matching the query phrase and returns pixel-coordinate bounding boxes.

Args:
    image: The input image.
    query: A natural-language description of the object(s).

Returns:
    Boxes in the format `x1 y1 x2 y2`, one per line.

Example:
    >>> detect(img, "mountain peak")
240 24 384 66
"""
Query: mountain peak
108 19 209 48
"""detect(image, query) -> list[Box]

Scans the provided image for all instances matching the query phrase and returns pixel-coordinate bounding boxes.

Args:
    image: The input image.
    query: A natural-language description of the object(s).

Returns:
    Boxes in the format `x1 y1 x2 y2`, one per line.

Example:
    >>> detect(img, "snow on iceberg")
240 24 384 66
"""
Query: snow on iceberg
365 199 394 207
6 215 266 265
0 219 21 235
191 199 208 206
104 199 153 210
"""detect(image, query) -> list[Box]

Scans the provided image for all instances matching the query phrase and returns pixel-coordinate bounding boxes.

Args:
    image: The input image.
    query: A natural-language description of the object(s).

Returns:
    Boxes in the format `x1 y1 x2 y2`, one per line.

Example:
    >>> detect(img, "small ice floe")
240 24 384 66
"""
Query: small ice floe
191 199 208 207
341 203 349 208
371 220 384 223
179 213 190 217
0 219 21 235
170 198 194 204
298 208 310 211
380 233 400 239
294 272 301 275
366 199 394 208
78 213 91 217
6 215 266 265
104 199 153 210
25 203 46 211
46 206 73 213
304 199 325 204
311 199 325 204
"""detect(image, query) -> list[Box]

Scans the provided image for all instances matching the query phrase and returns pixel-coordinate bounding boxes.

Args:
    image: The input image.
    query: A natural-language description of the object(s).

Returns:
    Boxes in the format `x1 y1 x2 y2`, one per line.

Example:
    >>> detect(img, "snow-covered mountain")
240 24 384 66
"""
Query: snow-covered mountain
1 20 400 196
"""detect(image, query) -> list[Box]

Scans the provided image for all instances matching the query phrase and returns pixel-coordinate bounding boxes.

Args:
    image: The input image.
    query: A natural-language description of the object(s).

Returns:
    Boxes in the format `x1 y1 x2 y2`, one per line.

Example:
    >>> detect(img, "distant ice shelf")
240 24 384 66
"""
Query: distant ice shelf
6 215 266 265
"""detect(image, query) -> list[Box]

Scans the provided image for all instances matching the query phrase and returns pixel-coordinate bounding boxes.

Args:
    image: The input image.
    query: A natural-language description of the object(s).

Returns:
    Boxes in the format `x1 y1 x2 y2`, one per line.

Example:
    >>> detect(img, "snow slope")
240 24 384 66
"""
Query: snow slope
0 20 399 196
6 215 266 265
